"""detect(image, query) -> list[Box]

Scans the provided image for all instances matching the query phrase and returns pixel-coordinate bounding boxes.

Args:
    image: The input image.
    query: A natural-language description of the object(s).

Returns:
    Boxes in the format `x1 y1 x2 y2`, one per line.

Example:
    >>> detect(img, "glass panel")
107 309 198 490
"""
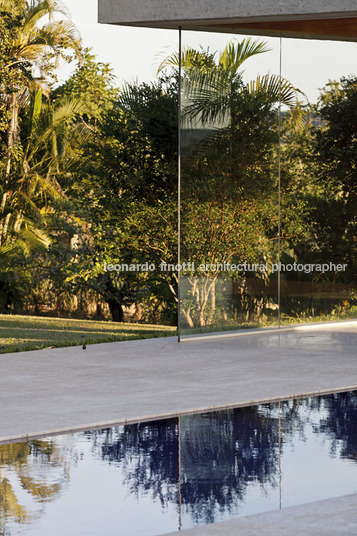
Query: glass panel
179 31 281 337
280 38 357 325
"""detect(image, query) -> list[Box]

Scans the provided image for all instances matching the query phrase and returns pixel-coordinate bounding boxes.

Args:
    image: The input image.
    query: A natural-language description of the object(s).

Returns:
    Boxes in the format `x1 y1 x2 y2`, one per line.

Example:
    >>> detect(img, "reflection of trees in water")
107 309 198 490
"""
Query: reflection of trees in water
180 406 280 524
279 392 357 462
96 419 179 507
0 439 69 533
280 397 321 444
96 406 281 523
95 392 357 525
317 391 357 461
1 392 355 533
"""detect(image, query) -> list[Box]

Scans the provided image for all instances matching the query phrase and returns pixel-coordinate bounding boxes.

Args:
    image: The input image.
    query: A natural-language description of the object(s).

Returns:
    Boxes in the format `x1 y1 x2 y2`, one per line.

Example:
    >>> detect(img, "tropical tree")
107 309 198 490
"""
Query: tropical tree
1 0 81 142
0 89 96 313
159 38 299 126
53 47 119 122
158 39 302 328
0 0 82 244
58 74 179 323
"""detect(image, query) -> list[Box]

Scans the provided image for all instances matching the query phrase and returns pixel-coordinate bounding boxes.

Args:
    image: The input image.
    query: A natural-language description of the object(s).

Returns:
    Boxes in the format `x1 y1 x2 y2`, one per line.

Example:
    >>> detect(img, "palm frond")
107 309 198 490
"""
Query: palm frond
15 191 43 223
24 0 70 32
20 172 65 203
26 98 92 162
246 74 302 107
182 73 232 126
7 0 81 72
219 38 271 75
38 20 81 55
157 46 216 74
5 226 50 256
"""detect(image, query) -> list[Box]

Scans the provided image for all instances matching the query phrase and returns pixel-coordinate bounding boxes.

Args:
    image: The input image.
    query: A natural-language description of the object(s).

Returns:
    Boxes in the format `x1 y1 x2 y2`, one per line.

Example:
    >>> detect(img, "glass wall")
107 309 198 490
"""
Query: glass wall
279 38 357 326
179 31 281 337
179 32 357 338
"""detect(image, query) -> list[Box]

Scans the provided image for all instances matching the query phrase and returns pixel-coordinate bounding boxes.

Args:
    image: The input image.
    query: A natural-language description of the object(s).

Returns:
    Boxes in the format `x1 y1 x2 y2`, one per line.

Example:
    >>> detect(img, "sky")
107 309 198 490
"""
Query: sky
58 0 357 104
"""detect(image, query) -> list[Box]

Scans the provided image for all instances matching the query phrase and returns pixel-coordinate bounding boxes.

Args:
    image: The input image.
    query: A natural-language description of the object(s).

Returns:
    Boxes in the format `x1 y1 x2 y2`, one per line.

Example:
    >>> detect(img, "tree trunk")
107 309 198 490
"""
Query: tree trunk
102 274 125 323
108 299 124 322
0 94 19 246
207 280 216 325
6 93 19 176
182 307 194 328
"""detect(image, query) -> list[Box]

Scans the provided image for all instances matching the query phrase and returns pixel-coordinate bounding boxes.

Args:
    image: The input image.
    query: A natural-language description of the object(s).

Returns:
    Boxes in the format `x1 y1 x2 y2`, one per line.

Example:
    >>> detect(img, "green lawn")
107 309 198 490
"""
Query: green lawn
2 309 356 354
0 315 177 354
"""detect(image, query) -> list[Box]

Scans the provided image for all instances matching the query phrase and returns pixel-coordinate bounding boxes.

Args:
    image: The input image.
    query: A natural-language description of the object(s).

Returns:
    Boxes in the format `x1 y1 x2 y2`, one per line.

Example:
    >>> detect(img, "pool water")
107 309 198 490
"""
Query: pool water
0 390 356 535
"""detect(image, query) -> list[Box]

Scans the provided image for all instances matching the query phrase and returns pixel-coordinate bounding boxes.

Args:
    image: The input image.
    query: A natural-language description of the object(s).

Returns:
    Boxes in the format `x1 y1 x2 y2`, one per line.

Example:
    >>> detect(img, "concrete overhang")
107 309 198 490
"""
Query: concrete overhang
98 0 357 41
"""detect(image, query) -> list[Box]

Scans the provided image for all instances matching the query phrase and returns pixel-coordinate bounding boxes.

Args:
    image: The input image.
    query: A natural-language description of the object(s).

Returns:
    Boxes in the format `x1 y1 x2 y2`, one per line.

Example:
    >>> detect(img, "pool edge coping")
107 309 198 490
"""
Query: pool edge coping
1 384 356 445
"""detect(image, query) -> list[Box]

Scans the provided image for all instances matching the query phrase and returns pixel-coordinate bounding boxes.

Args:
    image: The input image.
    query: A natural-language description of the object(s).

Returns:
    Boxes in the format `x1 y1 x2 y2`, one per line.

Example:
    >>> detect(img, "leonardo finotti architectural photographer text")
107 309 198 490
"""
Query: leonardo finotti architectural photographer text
103 261 348 274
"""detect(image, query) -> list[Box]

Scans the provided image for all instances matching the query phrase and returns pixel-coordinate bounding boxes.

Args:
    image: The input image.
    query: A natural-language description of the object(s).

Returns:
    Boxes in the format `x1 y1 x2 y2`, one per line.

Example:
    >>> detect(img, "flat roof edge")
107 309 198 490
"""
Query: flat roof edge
98 0 357 26
98 10 357 42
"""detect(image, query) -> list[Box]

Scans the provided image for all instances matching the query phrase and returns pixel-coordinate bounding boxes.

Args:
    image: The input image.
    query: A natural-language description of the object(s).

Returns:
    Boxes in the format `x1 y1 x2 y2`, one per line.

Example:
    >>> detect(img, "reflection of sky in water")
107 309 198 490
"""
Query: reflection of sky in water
1 391 356 536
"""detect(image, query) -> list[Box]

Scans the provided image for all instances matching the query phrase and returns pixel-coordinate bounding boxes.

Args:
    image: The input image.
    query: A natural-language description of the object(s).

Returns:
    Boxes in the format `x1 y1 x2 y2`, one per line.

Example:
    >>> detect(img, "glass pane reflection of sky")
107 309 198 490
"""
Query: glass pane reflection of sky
1 391 356 536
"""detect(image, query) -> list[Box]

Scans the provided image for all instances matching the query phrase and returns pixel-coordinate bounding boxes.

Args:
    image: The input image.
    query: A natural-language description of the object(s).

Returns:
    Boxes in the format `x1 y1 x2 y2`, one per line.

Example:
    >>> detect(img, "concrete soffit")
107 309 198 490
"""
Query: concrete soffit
98 1 357 42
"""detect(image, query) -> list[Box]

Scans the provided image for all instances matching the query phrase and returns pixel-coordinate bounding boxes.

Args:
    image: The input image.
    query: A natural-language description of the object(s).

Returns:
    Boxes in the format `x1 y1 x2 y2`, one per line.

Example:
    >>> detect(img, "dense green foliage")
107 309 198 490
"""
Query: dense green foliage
0 1 356 328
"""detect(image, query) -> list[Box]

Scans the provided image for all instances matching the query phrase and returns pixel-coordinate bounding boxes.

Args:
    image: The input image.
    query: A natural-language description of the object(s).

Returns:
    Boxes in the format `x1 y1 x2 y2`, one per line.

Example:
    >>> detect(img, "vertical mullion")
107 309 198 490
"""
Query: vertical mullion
178 26 182 342
278 36 282 329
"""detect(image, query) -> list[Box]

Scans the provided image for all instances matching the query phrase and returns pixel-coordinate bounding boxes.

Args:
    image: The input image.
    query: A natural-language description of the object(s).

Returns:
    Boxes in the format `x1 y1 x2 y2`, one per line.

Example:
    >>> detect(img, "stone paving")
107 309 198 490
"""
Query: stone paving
1 321 357 443
163 494 357 536
1 321 357 534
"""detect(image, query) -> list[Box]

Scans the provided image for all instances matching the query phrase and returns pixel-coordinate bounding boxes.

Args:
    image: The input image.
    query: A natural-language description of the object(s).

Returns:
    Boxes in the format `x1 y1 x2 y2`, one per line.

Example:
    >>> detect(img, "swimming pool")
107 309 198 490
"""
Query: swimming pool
1 390 356 535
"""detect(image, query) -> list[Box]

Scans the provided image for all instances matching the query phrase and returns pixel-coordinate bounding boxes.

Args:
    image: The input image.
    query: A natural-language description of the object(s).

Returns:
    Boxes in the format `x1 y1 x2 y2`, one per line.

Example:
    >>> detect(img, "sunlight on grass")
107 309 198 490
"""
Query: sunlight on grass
0 315 177 354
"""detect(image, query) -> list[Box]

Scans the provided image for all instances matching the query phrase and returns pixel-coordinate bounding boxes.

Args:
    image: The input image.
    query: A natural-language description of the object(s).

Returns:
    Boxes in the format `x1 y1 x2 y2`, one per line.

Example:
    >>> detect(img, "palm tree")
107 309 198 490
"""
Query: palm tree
0 0 83 247
2 0 81 148
0 0 82 230
159 39 302 329
0 90 92 249
158 38 300 126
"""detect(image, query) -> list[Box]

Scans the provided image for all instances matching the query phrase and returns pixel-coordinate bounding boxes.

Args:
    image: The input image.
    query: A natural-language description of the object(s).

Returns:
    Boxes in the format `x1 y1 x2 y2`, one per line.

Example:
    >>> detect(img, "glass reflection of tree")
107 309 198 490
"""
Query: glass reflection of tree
176 40 300 329
0 439 69 533
318 391 357 461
